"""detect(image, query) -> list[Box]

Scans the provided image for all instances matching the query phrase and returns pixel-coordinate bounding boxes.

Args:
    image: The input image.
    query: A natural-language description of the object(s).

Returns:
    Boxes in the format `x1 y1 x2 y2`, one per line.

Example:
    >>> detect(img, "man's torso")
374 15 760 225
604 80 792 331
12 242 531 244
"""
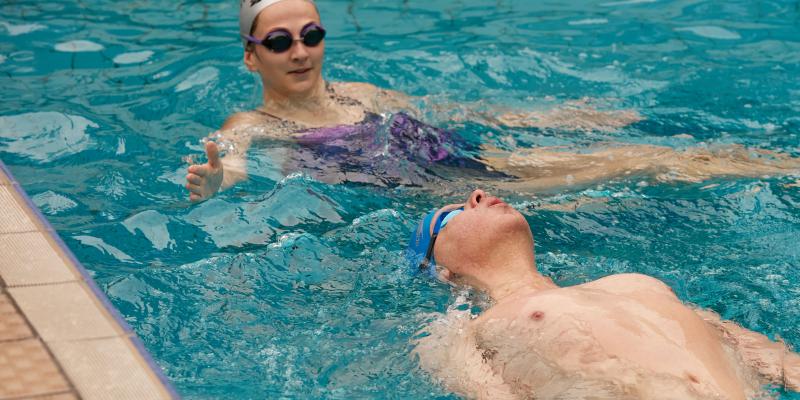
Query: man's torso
471 273 757 399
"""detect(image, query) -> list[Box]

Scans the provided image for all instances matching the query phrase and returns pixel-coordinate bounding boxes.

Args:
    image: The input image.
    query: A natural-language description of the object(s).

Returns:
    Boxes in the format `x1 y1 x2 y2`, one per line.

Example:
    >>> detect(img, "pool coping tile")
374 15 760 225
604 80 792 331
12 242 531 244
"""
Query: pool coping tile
0 231 80 287
8 281 125 342
0 185 38 234
0 170 10 186
49 336 174 400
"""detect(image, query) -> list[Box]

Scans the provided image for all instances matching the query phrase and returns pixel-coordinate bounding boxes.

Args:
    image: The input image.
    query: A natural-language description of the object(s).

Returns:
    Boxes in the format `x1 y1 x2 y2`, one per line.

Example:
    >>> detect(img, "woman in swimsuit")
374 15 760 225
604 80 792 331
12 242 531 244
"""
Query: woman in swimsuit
185 0 466 201
185 0 800 202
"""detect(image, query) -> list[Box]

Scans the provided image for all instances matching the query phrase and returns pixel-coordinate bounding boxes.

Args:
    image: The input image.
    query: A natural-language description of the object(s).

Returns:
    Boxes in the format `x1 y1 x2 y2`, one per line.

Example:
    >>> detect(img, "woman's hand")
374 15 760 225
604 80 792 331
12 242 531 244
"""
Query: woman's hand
186 141 223 202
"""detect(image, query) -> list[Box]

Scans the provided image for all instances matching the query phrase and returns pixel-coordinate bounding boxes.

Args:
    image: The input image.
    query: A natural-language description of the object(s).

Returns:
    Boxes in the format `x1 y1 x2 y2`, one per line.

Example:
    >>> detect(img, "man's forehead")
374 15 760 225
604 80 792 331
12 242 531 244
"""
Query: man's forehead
434 203 464 221
428 203 465 235
438 203 464 213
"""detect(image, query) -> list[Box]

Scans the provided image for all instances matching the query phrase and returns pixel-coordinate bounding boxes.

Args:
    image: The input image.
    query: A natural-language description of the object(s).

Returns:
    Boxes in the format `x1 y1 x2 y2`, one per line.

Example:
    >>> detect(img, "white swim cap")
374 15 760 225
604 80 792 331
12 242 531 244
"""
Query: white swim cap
239 0 316 44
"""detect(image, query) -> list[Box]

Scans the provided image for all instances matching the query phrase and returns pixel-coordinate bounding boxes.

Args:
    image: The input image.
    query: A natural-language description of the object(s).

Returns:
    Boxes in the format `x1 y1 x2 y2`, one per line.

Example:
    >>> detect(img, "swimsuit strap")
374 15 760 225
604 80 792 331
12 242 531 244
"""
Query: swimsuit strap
324 81 366 108
252 81 365 127
253 108 283 121
251 108 304 133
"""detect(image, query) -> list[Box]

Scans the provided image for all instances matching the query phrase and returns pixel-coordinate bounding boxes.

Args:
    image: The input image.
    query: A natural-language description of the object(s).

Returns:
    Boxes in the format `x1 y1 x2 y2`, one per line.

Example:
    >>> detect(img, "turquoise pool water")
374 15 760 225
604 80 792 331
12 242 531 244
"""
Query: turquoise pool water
2 0 800 398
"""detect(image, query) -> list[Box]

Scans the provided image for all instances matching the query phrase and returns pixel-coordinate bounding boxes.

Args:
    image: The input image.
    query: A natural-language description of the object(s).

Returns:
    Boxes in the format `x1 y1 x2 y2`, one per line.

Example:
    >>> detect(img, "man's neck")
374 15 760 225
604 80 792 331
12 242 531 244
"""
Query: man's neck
486 268 557 303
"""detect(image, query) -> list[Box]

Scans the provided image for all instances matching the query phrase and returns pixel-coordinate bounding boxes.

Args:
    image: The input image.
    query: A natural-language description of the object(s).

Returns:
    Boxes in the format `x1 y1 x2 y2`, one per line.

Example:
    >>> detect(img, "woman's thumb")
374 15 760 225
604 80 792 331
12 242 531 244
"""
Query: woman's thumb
206 141 221 168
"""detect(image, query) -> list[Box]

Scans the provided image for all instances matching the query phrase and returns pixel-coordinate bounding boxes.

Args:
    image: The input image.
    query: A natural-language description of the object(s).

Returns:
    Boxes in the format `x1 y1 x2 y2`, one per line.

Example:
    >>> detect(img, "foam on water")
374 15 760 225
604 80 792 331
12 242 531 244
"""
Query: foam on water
676 26 743 40
54 40 105 52
0 21 46 36
113 51 154 65
0 112 96 162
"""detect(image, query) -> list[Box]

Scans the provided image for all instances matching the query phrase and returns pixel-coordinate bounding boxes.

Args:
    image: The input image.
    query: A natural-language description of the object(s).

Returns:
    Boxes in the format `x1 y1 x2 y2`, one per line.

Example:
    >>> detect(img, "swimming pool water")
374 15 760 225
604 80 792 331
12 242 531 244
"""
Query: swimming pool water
2 0 800 398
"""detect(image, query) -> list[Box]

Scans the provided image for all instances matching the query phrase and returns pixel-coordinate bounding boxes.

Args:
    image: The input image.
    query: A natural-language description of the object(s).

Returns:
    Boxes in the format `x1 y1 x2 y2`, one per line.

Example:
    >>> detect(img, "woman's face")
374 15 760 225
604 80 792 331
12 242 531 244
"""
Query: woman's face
244 0 324 98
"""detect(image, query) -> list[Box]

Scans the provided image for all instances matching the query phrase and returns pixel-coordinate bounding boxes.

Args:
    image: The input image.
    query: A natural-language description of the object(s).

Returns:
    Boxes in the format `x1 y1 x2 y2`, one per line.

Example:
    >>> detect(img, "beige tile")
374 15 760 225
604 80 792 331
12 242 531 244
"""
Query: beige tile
28 392 80 400
0 308 34 341
50 336 172 400
0 169 10 186
8 282 123 342
0 232 78 287
0 291 16 314
0 186 38 233
0 338 71 398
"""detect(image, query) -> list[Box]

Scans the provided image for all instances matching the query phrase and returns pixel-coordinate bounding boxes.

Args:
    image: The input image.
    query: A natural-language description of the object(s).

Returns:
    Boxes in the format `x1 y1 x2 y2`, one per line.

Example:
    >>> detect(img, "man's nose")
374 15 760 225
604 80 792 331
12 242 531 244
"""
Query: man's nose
467 189 487 209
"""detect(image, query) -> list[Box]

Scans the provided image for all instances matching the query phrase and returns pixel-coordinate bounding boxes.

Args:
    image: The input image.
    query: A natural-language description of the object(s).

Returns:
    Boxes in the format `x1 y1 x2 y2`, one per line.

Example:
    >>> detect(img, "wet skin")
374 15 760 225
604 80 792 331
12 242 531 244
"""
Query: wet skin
415 189 800 400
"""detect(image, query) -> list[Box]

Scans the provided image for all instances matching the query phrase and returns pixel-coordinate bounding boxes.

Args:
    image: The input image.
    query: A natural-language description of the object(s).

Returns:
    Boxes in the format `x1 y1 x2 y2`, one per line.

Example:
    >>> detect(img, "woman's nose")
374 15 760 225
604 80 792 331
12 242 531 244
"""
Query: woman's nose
466 189 487 209
290 41 309 62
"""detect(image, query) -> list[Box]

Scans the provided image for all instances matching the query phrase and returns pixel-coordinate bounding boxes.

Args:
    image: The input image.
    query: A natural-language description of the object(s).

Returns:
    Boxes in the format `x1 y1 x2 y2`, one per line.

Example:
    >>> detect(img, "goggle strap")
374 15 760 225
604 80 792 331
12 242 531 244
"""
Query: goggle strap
419 232 439 271
416 207 463 272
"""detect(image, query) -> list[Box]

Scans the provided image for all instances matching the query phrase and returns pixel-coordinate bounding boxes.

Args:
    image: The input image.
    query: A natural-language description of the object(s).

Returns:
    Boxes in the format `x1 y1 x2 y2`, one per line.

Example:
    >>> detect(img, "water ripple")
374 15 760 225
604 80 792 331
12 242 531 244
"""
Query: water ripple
2 0 800 398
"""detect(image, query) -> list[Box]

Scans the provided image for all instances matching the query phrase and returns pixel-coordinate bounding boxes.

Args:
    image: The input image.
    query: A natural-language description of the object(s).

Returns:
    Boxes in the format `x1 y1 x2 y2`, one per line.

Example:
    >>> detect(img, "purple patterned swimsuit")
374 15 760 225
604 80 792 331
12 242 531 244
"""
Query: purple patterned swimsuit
296 112 453 163
269 111 492 187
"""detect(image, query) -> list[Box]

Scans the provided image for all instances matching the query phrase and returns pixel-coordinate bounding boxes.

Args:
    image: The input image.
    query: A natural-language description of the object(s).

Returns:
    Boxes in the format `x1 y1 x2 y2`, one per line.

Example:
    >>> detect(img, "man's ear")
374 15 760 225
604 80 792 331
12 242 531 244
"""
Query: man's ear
437 268 455 283
243 49 258 72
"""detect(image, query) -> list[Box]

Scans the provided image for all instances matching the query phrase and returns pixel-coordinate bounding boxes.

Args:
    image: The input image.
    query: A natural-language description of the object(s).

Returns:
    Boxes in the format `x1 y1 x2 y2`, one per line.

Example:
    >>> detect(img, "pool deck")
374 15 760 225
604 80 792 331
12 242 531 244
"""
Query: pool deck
0 161 178 399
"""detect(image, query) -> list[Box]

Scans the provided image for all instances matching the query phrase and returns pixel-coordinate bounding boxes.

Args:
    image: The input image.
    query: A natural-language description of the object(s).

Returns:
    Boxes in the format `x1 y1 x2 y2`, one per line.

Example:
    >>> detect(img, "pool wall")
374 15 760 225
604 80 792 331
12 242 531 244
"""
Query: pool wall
0 159 179 399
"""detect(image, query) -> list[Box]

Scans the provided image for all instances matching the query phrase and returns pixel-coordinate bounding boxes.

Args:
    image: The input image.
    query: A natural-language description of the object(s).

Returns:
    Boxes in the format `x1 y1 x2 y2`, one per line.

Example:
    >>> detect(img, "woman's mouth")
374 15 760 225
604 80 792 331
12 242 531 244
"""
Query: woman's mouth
289 67 312 75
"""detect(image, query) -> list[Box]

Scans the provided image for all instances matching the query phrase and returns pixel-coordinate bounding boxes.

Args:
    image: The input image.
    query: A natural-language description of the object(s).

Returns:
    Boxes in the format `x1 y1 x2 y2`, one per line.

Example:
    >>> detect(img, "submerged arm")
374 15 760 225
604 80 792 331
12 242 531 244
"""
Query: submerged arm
425 97 641 132
490 98 642 132
414 314 517 400
480 143 800 193
694 308 800 391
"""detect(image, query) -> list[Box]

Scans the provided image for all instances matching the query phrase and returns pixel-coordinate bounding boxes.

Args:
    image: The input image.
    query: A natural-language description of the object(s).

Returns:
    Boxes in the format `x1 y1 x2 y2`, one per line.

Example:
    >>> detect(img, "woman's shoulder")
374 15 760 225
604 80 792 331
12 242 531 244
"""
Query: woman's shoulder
329 81 382 98
220 110 285 131
218 111 301 144
329 81 413 114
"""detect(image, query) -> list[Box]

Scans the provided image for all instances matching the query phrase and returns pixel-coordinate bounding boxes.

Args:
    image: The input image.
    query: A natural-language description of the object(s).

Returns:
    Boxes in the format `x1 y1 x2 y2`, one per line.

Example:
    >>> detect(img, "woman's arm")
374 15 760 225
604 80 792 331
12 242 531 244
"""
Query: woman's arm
480 143 800 193
184 113 259 202
490 98 641 132
425 97 641 132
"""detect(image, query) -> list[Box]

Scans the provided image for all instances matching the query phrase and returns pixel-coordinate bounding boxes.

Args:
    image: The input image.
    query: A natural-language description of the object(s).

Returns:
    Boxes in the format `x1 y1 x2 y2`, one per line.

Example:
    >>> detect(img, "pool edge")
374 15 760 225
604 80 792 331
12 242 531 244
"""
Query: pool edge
0 159 181 400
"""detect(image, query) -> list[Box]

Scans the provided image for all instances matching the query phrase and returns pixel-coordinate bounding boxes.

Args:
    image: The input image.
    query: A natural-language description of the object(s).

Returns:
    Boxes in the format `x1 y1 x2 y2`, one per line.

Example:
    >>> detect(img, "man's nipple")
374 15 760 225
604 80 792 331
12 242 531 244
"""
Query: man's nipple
530 311 545 321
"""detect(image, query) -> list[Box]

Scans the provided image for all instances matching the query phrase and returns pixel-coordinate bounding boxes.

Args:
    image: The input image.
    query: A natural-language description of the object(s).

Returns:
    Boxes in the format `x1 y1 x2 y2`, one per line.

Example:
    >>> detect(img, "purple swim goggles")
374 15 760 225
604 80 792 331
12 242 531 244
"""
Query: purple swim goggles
244 22 326 53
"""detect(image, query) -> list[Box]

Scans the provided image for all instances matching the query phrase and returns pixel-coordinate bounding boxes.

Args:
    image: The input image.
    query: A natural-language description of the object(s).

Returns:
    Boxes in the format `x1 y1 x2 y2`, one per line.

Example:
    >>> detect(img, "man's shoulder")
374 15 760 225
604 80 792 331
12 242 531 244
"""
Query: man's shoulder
581 273 676 297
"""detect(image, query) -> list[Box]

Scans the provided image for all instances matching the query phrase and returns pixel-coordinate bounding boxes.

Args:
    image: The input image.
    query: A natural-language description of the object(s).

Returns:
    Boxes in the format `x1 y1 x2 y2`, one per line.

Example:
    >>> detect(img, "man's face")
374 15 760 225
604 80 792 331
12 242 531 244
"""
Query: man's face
431 189 533 278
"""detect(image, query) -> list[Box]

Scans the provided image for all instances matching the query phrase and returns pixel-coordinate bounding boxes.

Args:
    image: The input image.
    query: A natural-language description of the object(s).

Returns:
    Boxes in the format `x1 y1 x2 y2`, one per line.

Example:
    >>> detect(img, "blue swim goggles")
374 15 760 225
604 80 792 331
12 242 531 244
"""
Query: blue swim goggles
406 207 464 277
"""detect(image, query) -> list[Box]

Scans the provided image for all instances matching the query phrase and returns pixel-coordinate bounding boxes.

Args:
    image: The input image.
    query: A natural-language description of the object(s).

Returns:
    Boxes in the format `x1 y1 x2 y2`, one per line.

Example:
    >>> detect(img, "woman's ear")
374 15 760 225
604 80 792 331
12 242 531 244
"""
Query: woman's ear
243 49 258 72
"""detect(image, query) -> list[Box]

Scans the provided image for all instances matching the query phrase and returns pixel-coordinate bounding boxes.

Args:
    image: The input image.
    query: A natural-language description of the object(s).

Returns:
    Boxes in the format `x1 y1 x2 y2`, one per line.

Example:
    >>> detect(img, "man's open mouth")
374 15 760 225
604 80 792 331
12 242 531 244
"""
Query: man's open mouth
488 198 506 207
